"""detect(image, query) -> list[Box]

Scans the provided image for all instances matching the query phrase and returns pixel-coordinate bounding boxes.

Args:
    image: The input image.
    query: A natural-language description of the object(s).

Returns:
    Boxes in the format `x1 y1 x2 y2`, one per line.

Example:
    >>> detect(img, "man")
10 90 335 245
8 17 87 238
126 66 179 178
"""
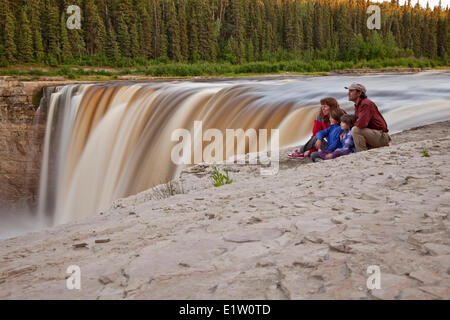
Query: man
345 83 391 151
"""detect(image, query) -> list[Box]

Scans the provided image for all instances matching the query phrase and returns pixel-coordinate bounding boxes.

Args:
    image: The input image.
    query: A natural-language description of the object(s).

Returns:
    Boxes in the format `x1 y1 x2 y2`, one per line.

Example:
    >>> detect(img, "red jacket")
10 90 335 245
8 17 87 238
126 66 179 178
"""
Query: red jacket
312 115 330 136
355 98 388 132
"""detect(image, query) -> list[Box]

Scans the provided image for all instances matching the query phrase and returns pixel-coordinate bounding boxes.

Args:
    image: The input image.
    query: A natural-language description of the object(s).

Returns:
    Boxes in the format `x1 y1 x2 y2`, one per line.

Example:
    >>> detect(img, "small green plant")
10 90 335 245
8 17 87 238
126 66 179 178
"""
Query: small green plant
422 150 430 157
211 166 233 187
153 180 184 199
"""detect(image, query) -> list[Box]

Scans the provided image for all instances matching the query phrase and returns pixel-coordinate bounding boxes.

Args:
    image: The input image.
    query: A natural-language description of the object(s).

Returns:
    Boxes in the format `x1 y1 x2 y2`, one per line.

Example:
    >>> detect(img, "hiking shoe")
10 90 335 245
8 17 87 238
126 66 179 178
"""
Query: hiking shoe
288 152 305 158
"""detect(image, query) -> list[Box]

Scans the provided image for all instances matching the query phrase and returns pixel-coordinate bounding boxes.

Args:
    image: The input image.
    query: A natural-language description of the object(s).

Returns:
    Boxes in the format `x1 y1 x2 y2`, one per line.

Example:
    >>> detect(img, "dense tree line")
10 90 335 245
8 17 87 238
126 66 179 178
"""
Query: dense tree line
0 0 448 67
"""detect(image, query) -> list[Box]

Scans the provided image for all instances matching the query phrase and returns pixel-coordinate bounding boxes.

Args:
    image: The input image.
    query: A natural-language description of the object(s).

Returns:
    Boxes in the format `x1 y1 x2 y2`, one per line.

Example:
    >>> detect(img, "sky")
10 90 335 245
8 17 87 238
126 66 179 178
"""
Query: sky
370 0 449 8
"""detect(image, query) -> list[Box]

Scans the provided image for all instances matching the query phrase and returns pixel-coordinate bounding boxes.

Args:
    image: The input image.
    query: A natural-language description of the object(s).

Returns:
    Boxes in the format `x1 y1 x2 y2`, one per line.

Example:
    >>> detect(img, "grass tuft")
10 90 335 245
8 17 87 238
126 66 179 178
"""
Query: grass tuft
211 167 233 187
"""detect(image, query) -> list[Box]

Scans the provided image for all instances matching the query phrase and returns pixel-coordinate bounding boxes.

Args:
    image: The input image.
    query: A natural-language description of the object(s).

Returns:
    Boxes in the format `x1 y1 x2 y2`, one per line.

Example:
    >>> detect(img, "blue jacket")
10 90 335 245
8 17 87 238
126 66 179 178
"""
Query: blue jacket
315 124 343 152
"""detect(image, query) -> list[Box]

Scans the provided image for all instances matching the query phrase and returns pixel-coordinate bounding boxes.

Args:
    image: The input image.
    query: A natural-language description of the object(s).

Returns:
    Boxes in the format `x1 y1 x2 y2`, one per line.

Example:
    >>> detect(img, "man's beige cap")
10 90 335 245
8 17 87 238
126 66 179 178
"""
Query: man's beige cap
345 83 367 94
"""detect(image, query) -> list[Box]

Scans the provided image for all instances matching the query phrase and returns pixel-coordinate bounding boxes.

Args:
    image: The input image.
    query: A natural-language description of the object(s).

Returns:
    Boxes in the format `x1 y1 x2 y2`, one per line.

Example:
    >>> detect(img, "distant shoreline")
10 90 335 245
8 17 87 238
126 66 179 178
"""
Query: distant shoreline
1 67 449 83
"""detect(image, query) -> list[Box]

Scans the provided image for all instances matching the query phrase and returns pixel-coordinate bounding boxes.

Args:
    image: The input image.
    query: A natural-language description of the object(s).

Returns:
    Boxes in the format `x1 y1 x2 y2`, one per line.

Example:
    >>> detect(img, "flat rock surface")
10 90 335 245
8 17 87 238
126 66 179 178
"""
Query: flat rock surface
0 121 449 300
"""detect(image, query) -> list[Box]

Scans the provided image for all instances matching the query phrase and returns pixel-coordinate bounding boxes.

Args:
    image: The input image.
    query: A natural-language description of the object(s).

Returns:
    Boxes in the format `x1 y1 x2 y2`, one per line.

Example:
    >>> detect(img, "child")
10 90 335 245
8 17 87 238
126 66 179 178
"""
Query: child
310 109 346 162
288 97 342 158
318 114 357 161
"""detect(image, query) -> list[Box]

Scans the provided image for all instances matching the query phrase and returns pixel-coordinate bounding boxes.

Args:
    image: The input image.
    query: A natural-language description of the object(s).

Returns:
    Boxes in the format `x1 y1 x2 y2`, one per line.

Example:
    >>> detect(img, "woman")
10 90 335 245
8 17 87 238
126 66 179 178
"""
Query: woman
288 97 342 158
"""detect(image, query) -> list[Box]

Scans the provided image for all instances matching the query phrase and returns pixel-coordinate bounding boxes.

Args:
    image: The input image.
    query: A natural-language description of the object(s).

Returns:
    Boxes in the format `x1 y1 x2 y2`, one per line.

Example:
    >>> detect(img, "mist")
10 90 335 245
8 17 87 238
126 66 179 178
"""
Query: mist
0 208 49 240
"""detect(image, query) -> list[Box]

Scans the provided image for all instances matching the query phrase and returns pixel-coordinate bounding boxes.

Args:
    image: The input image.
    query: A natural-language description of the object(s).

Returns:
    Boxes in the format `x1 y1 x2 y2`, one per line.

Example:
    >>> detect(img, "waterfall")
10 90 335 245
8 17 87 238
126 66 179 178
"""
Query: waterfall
37 81 318 225
36 73 450 226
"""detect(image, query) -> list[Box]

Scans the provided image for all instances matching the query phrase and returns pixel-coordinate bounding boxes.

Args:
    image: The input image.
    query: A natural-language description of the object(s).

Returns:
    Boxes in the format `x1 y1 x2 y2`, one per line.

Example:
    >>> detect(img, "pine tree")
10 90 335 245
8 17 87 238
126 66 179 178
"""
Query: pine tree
119 0 135 25
283 0 301 56
178 0 189 61
105 17 120 61
401 3 413 51
357 0 368 39
84 0 106 56
412 6 423 56
152 0 161 58
198 0 216 61
117 13 131 58
17 8 33 62
60 12 73 63
0 0 6 41
138 1 153 59
391 11 402 45
65 0 86 61
129 22 140 59
158 0 168 59
437 16 448 58
321 0 333 51
42 0 61 64
312 1 324 50
335 2 354 60
4 8 16 63
348 33 365 60
167 0 181 61
70 29 86 62
30 0 45 62
424 11 438 58
251 0 263 60
230 0 245 63
188 0 200 61
302 2 313 55
261 0 276 56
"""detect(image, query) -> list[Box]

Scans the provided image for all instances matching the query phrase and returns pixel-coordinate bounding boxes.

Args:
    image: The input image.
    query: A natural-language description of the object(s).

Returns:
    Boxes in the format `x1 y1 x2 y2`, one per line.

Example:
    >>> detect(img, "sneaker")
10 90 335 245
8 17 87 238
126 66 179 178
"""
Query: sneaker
288 152 305 158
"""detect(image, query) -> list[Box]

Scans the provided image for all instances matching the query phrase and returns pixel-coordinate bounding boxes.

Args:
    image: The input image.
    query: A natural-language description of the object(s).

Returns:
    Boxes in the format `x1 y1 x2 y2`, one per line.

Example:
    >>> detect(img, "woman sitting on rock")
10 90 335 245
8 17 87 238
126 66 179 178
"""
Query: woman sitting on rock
288 97 343 158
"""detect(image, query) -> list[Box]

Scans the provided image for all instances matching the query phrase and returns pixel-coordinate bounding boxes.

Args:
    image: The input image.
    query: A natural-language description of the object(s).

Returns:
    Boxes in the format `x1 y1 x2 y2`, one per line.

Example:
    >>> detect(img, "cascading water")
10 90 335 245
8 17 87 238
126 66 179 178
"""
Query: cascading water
35 72 450 226
36 80 318 225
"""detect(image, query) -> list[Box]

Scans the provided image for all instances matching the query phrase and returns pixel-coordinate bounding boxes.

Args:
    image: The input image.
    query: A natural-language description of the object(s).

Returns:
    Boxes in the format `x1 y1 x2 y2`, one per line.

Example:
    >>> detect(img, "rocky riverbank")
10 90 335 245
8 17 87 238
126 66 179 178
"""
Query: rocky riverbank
0 120 449 300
